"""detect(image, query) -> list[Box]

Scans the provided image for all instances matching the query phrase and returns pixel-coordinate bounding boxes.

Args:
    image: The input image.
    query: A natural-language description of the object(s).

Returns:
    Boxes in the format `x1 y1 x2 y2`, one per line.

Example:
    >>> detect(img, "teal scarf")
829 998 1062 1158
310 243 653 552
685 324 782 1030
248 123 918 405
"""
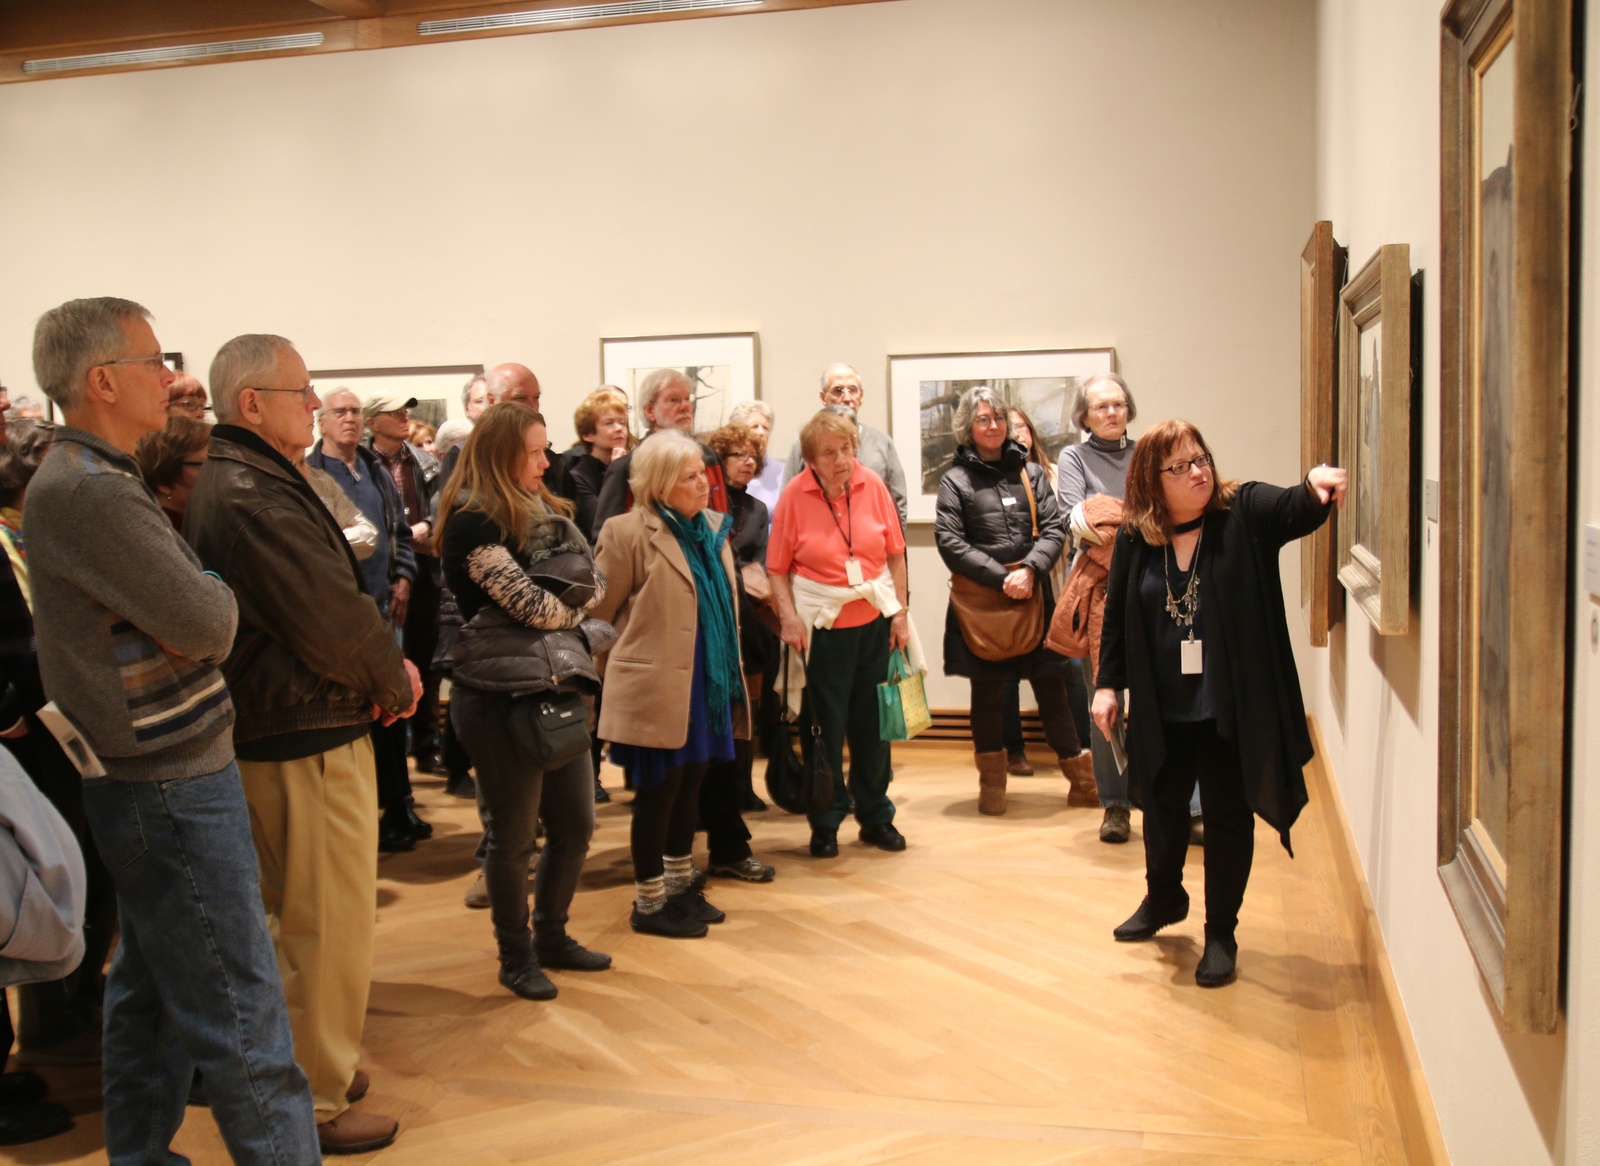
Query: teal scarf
659 505 744 734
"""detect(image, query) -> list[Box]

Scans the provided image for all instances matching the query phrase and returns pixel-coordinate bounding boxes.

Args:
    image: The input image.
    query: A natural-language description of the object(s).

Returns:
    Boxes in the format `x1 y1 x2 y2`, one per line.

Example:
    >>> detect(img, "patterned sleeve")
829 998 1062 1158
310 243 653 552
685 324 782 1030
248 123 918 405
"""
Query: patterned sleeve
464 544 586 630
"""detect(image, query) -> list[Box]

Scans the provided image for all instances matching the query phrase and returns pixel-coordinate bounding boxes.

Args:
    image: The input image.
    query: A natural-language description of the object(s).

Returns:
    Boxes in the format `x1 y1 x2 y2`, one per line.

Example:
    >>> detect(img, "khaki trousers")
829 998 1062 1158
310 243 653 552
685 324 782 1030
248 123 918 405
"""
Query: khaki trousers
239 735 377 1121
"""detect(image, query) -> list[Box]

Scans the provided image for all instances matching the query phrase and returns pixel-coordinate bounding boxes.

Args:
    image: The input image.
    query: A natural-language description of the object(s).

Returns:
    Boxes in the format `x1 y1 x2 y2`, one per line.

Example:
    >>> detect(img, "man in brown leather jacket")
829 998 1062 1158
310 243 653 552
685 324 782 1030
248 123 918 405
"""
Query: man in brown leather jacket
185 333 419 1157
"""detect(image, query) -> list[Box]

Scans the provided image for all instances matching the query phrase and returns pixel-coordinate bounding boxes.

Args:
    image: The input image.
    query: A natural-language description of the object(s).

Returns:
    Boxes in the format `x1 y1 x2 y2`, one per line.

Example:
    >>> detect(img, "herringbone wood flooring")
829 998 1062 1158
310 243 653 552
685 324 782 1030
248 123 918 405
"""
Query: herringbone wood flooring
15 746 1407 1165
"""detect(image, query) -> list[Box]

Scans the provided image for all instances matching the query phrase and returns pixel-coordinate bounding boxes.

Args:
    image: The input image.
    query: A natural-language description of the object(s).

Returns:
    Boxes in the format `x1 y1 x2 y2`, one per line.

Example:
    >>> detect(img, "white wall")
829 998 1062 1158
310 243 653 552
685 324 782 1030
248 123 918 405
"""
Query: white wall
0 0 1316 709
1313 1 1598 1162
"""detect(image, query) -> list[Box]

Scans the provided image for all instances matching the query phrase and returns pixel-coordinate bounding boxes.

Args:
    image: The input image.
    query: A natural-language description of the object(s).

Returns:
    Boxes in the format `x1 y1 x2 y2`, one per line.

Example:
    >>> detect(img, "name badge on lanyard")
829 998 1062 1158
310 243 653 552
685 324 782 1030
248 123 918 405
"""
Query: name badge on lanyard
1180 636 1203 675
845 558 865 587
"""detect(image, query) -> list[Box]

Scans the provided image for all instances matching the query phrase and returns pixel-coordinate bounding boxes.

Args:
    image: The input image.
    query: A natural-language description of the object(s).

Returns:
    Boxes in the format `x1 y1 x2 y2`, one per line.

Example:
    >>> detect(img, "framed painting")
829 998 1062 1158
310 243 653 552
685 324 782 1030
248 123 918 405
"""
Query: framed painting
1300 222 1347 647
1438 0 1570 1034
306 363 485 429
886 348 1115 523
1336 244 1412 636
598 332 760 438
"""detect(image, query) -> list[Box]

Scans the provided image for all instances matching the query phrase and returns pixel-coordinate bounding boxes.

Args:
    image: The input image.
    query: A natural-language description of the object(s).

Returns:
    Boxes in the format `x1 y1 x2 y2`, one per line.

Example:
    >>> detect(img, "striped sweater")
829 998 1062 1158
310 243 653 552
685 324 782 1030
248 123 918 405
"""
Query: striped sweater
24 427 237 782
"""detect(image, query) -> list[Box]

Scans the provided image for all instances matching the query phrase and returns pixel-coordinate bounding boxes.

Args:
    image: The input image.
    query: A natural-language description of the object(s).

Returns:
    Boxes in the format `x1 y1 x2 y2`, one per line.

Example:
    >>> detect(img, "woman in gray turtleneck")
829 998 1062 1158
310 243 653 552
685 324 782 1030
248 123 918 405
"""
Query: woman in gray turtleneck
1056 373 1142 843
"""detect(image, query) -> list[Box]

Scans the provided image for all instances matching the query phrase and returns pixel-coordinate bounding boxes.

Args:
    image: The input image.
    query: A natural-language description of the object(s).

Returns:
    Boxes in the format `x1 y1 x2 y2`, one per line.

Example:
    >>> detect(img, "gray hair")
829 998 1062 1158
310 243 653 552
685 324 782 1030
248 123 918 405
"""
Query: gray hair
32 297 152 412
461 375 486 409
316 385 359 420
1070 372 1136 431
210 334 294 424
819 362 860 392
727 400 774 428
435 418 472 452
629 429 704 511
952 386 1010 449
639 368 692 429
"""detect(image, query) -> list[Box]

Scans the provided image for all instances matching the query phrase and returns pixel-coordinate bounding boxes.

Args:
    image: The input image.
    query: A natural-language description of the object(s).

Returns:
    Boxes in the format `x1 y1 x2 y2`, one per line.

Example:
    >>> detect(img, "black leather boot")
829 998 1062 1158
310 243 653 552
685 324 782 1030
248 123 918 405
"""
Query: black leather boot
496 933 556 1001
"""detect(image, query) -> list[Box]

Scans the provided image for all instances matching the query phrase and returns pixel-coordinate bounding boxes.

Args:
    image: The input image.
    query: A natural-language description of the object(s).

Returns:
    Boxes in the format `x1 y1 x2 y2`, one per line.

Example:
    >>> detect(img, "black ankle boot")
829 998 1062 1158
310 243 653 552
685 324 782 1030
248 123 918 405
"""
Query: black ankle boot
1112 895 1189 941
496 933 557 1001
1195 935 1238 987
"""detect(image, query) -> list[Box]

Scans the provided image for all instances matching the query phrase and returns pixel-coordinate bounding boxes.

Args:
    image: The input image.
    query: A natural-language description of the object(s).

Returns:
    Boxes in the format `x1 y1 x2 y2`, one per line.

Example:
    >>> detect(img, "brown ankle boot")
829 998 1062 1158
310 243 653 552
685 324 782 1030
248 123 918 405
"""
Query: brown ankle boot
976 750 1008 815
1060 751 1099 807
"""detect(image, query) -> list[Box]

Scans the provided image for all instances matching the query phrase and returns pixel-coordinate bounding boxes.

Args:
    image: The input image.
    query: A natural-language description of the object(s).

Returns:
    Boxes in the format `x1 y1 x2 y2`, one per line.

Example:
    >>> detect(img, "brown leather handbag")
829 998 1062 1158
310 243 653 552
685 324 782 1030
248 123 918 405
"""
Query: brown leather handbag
949 468 1046 662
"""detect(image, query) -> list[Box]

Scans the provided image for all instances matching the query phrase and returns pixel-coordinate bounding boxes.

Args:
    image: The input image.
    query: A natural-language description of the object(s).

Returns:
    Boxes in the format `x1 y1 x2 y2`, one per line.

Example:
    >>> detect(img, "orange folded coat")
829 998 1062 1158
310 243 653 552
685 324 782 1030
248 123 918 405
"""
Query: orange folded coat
1043 494 1124 684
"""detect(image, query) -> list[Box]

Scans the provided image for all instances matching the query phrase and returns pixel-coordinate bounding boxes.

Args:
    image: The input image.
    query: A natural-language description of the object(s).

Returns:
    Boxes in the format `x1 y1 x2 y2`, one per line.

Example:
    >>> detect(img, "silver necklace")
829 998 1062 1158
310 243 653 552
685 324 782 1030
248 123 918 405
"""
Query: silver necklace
1163 525 1202 630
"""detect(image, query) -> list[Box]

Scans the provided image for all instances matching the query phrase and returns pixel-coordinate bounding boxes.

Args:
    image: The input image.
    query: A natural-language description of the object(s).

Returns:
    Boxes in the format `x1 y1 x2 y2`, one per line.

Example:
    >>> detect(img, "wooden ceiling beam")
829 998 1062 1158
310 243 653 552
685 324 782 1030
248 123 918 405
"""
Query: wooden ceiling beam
0 0 900 84
306 0 386 15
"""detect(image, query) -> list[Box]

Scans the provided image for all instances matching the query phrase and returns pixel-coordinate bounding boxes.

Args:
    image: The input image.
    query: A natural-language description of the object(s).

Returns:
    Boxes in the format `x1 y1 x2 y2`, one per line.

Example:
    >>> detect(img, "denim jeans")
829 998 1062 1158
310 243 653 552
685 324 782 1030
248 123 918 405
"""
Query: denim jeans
82 763 318 1166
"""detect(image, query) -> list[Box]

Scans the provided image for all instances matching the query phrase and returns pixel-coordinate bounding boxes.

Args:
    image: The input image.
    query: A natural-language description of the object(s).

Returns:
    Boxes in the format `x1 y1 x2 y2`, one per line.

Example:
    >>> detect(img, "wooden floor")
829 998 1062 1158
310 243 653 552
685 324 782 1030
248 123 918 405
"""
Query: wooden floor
16 746 1409 1165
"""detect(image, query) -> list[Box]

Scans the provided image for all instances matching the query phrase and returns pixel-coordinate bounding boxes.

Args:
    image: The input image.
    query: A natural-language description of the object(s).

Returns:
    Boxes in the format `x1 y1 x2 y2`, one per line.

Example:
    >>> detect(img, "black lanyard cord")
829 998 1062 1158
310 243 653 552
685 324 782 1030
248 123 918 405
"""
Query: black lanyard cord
812 468 854 555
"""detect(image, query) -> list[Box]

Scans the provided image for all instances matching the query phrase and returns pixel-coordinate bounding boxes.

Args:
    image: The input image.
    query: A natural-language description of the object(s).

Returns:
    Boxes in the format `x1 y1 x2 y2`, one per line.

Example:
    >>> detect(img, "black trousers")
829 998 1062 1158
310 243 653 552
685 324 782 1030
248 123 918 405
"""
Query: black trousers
1144 719 1255 942
971 673 1081 759
6 719 118 1049
700 739 753 866
631 764 706 881
404 564 442 759
451 686 595 944
371 718 413 827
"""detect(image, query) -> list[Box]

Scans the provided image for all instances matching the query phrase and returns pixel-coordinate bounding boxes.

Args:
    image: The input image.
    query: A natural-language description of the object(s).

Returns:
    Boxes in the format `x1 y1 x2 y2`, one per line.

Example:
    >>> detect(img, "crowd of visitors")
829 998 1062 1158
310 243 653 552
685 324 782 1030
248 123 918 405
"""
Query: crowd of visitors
0 295 1345 1161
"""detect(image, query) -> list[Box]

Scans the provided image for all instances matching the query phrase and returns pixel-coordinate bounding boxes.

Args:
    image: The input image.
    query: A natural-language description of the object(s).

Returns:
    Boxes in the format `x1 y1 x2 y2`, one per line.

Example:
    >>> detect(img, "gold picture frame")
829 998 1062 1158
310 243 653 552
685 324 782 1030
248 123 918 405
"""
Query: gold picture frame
1300 222 1347 647
1438 0 1570 1034
1336 244 1411 636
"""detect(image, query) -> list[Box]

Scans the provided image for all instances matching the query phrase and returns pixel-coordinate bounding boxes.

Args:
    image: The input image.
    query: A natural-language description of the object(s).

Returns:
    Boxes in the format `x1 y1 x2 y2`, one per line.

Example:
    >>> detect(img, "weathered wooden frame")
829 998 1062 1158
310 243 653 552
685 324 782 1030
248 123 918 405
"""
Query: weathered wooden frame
1438 0 1570 1034
1300 222 1347 647
1336 244 1412 636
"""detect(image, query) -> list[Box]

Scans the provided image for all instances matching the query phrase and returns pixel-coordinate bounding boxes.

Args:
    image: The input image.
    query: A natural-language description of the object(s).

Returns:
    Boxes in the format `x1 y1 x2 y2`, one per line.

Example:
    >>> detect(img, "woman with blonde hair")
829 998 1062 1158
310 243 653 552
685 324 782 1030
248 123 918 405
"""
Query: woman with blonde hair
1095 419 1345 987
438 402 610 1000
591 431 749 938
562 387 632 541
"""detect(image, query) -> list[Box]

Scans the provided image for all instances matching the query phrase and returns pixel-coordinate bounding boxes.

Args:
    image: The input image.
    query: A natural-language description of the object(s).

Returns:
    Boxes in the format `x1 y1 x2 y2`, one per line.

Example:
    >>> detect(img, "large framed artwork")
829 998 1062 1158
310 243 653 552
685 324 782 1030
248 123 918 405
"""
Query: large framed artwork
306 363 485 429
1300 222 1347 647
886 348 1116 523
1439 0 1570 1034
598 332 760 438
1335 244 1412 636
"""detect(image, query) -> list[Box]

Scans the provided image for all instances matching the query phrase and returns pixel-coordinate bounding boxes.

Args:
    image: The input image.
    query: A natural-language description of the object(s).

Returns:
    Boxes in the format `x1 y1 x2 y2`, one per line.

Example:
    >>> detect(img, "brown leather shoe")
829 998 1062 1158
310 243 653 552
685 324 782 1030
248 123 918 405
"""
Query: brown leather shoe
976 750 1008 815
345 1070 369 1104
1060 751 1099 807
318 1110 397 1155
1006 750 1034 776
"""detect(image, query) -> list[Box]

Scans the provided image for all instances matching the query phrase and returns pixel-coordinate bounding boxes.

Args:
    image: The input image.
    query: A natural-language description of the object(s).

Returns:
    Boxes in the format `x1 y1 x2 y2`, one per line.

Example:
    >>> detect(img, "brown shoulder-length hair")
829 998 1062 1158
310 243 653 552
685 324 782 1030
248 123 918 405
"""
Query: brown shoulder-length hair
135 416 210 494
436 401 573 551
1122 419 1239 546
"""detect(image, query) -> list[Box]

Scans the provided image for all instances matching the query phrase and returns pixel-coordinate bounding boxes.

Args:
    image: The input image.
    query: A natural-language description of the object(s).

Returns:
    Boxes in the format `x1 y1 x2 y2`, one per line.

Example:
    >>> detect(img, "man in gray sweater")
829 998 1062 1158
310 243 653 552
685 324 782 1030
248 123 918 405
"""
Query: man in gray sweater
24 298 318 1165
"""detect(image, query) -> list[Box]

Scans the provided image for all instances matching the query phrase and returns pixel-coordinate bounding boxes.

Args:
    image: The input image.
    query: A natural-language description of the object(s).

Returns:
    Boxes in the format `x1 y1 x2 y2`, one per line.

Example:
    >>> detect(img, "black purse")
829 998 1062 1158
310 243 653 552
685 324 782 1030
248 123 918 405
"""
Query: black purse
764 645 836 817
509 689 591 770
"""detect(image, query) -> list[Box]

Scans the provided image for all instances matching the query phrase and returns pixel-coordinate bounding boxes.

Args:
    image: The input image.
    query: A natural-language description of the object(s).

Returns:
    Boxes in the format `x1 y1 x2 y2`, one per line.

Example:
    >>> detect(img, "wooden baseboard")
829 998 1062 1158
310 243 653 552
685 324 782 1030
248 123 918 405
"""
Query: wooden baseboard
1304 714 1451 1166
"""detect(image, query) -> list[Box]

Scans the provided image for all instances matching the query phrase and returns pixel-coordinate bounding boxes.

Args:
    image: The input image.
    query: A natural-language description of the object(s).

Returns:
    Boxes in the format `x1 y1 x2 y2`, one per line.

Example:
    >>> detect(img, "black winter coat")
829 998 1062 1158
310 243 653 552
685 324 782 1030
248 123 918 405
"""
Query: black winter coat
935 441 1069 680
1096 479 1333 852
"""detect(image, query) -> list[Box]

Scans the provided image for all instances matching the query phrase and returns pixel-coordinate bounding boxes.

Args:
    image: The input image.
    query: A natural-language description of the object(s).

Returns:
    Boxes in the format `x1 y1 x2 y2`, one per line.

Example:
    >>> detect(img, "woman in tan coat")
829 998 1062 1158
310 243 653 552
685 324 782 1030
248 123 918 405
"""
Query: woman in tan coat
591 431 750 939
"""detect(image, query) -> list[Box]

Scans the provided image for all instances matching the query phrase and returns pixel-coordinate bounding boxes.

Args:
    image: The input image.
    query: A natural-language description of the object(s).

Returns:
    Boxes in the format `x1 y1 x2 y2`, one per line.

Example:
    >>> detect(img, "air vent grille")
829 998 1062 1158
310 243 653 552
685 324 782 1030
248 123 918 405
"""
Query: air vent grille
418 0 761 37
22 32 325 75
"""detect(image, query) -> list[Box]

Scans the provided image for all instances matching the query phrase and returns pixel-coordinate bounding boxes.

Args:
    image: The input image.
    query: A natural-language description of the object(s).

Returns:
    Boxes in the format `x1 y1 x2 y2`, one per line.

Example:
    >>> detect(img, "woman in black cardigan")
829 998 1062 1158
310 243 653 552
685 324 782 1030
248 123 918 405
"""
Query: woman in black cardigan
1093 420 1345 987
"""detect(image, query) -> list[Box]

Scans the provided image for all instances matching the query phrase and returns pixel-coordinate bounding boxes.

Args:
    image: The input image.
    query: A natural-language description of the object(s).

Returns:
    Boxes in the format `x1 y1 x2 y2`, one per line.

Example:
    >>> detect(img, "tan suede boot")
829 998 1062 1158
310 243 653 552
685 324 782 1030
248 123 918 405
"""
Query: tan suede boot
1060 751 1099 807
976 750 1009 815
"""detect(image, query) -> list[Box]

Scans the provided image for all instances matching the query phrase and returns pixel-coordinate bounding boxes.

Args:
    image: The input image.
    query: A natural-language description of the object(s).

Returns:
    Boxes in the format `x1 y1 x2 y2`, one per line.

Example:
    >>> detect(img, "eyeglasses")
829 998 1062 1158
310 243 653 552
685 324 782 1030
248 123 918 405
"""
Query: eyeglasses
99 353 167 370
1089 401 1129 414
1160 452 1213 476
823 386 862 399
180 459 206 470
245 385 318 405
972 414 1006 429
727 451 758 462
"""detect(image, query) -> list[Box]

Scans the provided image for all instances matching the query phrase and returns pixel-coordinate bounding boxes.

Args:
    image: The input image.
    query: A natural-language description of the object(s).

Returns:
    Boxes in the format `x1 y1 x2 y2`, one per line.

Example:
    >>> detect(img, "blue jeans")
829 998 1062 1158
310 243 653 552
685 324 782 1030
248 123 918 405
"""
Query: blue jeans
82 763 318 1166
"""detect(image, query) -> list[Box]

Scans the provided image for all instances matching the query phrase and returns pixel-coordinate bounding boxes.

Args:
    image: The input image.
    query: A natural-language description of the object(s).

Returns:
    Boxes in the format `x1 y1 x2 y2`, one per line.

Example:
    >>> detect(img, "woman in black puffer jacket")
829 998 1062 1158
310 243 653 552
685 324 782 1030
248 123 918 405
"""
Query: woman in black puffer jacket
438 402 613 1002
935 387 1091 815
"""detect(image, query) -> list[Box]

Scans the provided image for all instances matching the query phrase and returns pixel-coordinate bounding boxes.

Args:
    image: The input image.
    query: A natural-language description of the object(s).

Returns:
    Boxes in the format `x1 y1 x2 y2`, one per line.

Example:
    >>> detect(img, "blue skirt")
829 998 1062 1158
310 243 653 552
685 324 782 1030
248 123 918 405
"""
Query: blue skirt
610 627 736 791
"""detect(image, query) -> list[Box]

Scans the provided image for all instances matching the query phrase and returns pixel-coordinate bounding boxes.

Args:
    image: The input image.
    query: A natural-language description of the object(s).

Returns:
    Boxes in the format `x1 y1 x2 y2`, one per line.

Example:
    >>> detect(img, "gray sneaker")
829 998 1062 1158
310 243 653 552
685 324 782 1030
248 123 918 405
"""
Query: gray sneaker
709 856 776 882
1099 805 1131 844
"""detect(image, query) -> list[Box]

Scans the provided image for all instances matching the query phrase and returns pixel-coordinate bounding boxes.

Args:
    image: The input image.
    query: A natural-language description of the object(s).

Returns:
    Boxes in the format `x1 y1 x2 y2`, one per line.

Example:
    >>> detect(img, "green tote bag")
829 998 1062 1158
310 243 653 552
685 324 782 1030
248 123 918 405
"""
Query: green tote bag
878 648 932 741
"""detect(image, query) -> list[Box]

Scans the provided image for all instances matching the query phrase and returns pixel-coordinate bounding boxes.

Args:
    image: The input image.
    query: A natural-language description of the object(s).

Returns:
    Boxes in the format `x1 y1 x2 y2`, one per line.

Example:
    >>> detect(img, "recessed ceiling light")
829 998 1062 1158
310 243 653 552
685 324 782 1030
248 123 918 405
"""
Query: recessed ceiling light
22 32 325 75
418 0 762 37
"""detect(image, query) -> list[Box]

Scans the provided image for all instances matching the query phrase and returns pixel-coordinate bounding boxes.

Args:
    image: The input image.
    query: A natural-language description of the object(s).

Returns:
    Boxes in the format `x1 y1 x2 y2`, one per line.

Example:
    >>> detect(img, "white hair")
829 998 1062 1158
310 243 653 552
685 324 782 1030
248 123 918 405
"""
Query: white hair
820 362 860 392
639 368 692 430
629 430 704 510
435 418 472 451
728 400 774 428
